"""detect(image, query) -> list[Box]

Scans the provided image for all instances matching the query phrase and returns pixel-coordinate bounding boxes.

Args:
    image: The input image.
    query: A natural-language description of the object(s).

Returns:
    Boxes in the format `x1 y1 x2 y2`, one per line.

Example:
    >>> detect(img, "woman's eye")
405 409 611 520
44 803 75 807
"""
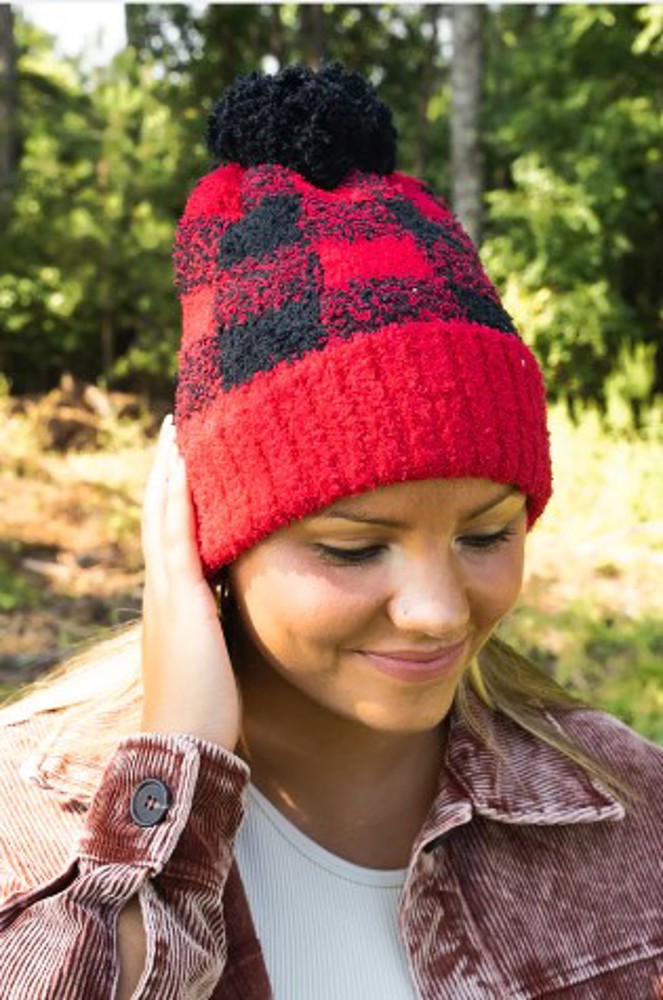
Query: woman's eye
314 527 517 565
314 544 385 566
459 527 516 551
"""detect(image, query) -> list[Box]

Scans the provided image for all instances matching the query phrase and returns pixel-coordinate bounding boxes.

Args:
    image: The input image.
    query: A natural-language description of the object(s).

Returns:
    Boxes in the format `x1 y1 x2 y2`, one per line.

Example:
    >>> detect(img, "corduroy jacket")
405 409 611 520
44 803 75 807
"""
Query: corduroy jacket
0 689 661 999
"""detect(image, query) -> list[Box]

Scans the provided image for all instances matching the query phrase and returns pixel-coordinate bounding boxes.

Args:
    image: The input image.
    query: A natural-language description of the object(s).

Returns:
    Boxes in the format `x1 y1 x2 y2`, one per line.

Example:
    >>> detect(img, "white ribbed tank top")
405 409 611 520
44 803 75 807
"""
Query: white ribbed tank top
234 783 417 999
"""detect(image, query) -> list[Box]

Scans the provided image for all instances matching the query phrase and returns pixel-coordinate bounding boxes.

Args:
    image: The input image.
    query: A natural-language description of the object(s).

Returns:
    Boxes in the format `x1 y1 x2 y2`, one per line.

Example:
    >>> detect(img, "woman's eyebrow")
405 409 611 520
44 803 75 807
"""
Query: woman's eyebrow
316 485 522 527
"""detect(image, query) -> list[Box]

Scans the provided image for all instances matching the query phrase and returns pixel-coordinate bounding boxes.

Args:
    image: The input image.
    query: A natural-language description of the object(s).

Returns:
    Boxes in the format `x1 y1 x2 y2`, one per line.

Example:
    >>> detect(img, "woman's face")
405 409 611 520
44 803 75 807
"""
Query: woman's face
228 477 527 734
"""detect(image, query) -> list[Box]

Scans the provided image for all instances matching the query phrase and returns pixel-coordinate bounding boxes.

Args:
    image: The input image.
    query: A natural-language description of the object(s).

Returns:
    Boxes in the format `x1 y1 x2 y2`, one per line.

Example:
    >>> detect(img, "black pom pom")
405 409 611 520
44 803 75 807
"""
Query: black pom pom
206 62 397 190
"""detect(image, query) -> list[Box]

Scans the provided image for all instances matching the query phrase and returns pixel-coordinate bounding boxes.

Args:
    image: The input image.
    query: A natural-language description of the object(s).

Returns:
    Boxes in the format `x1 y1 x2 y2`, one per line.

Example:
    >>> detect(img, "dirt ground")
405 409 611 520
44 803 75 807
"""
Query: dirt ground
0 382 160 685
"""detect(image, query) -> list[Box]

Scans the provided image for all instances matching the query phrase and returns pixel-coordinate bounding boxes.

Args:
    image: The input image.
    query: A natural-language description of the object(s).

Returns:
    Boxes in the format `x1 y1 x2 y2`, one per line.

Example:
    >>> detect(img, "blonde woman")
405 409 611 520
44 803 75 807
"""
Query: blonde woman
1 64 661 999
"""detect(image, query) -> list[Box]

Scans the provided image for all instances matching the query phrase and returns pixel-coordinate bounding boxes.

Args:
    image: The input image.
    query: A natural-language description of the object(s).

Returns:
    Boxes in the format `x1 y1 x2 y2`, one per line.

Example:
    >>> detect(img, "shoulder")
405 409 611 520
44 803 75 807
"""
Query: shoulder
551 705 662 770
0 712 92 902
548 705 663 814
0 710 59 790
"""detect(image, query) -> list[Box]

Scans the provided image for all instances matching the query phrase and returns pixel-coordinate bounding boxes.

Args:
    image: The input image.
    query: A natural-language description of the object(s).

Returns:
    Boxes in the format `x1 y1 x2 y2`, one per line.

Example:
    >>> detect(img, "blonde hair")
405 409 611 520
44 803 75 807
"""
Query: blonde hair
0 606 638 807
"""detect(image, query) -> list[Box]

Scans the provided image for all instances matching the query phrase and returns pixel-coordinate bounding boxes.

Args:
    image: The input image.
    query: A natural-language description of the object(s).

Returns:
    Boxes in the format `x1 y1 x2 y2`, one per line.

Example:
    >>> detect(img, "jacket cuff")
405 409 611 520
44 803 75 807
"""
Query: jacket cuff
77 733 250 886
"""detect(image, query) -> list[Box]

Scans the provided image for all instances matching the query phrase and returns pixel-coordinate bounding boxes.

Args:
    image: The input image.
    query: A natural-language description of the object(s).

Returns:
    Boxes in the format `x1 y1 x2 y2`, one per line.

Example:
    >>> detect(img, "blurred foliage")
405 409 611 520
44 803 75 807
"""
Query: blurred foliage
498 403 662 744
0 552 41 611
1 22 180 393
502 606 663 745
0 4 661 421
482 4 663 419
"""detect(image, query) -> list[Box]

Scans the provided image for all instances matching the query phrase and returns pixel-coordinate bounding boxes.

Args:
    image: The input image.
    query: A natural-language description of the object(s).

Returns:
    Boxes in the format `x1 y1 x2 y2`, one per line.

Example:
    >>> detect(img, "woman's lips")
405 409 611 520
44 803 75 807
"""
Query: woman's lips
356 640 469 682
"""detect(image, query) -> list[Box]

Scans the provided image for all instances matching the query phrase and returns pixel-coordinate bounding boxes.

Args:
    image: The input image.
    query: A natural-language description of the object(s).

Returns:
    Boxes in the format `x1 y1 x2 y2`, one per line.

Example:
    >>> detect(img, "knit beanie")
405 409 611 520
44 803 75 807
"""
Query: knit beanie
173 62 552 579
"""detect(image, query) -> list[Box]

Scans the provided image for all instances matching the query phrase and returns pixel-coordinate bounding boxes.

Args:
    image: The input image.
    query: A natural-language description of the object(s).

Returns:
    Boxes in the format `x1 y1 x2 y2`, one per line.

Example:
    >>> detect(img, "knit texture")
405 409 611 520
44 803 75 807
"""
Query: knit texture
173 72 552 578
206 62 397 190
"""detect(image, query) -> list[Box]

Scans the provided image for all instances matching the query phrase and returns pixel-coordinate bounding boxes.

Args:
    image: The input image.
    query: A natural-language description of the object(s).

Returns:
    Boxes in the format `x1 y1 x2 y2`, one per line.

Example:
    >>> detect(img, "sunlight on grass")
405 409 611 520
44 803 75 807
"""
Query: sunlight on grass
508 403 663 741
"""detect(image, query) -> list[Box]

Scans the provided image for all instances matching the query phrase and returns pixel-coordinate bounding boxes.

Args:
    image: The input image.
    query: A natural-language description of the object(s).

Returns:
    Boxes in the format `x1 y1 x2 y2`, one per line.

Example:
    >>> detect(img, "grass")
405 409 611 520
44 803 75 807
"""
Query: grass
0 551 43 612
502 404 662 742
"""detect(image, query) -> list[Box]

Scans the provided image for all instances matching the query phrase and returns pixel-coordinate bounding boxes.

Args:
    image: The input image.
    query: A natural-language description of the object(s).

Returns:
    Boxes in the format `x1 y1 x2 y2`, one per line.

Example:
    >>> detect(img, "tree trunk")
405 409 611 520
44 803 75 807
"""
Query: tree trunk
414 5 443 178
269 4 287 68
0 3 18 209
100 310 114 383
299 3 327 69
451 5 484 246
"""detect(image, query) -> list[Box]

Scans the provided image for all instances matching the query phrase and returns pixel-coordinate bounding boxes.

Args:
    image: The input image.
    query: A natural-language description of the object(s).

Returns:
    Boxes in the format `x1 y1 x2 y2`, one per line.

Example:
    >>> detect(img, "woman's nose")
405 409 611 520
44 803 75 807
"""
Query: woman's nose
387 556 470 639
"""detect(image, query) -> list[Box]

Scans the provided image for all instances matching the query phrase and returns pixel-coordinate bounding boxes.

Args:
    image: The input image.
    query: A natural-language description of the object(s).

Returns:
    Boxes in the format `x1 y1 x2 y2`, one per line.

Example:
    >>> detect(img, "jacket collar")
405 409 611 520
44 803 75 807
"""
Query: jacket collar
415 688 625 857
27 689 625 832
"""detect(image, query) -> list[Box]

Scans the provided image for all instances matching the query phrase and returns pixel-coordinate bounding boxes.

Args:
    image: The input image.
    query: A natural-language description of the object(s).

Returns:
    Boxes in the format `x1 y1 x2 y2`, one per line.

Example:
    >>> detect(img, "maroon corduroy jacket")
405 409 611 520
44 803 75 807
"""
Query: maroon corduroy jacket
0 690 662 999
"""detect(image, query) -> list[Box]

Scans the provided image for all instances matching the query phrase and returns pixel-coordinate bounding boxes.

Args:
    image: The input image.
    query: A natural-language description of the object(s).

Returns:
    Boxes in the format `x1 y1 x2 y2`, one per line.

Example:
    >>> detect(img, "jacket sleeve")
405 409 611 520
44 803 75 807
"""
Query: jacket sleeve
0 732 251 1000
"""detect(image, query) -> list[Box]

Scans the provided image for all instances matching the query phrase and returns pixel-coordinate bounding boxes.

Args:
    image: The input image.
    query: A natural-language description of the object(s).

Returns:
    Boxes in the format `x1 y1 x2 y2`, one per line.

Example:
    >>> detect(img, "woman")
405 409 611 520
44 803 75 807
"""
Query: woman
0 63 661 999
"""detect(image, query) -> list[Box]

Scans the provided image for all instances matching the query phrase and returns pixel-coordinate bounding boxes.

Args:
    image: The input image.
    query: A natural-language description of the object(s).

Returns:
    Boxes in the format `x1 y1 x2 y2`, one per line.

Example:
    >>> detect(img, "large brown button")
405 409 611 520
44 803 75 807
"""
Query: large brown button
130 778 171 827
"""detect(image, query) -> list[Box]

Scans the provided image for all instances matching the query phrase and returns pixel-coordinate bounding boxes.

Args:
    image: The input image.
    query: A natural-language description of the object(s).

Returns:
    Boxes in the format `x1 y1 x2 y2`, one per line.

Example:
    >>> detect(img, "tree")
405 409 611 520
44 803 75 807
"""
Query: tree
0 17 185 394
0 3 18 212
299 3 327 68
1 4 660 418
481 4 663 414
451 5 484 246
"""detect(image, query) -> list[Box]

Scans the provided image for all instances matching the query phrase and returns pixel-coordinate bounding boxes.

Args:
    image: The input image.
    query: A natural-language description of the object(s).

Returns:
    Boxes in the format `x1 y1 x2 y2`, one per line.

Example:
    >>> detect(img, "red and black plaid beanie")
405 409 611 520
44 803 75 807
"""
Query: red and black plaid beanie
173 63 552 579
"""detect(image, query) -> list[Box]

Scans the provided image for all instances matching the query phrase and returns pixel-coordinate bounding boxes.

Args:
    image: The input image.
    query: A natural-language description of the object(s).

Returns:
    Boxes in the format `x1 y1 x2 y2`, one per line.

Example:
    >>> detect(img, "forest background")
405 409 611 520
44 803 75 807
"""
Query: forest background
0 3 661 742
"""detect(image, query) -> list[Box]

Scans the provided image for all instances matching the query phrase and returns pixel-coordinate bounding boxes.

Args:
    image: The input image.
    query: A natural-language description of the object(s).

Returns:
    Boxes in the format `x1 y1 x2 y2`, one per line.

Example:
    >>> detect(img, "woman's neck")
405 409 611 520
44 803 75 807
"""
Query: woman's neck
234 654 448 869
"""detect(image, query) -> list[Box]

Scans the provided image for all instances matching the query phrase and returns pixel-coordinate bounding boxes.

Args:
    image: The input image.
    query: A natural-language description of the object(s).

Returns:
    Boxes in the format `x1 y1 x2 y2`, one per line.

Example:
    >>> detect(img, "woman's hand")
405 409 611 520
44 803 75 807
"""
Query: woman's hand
140 414 241 751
